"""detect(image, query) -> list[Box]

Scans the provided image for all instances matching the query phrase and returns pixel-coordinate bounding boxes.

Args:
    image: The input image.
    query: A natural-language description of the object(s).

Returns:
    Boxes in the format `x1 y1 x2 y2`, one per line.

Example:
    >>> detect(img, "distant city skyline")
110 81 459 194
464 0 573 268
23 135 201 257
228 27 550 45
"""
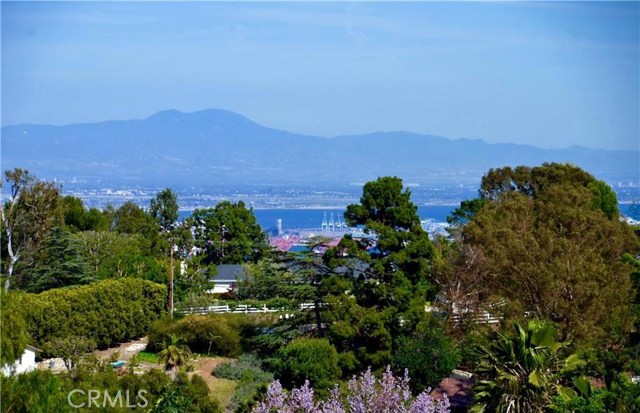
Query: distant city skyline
2 1 639 151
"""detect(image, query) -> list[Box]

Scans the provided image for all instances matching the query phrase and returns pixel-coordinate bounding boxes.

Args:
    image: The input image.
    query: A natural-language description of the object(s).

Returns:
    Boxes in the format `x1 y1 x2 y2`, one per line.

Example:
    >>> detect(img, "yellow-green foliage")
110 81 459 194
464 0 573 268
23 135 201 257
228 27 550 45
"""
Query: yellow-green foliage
148 314 273 357
25 278 166 354
0 291 31 365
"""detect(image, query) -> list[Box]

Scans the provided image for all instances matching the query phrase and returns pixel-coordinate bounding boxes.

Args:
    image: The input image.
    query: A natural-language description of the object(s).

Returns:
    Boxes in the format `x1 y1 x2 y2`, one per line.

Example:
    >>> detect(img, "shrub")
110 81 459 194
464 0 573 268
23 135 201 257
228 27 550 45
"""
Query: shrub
0 291 30 365
393 320 459 392
213 360 247 381
0 363 221 413
252 366 450 413
213 354 274 413
276 338 341 394
25 278 166 355
148 315 239 356
213 354 270 381
148 314 273 357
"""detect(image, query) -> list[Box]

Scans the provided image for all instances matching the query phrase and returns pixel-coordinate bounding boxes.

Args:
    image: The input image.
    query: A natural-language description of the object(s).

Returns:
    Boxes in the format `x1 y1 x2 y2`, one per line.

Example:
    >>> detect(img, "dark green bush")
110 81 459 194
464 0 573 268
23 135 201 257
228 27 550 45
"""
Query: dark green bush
0 363 220 413
148 315 239 357
25 278 166 354
276 337 341 394
148 314 274 357
393 319 459 392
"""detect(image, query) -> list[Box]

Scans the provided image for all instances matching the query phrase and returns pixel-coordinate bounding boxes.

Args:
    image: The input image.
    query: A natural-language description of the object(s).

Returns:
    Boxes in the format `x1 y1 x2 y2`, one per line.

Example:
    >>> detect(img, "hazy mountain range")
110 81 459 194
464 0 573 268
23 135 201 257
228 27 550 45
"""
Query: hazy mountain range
2 109 638 188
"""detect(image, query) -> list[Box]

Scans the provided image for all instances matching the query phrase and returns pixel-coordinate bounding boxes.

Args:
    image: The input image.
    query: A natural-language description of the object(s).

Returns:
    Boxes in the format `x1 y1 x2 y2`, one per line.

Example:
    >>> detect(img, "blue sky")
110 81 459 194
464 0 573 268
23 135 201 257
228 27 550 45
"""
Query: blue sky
2 1 638 150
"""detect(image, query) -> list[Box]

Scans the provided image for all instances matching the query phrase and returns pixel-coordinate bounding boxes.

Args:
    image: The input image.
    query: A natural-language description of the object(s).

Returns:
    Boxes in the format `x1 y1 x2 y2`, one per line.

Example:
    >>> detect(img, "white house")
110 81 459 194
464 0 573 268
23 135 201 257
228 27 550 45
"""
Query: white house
206 264 247 294
2 345 41 375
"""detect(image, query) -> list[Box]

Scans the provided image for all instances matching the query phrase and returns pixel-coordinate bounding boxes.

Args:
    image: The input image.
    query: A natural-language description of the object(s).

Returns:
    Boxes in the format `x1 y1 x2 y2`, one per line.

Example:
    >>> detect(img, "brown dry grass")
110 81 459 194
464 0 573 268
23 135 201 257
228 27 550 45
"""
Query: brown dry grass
189 356 238 409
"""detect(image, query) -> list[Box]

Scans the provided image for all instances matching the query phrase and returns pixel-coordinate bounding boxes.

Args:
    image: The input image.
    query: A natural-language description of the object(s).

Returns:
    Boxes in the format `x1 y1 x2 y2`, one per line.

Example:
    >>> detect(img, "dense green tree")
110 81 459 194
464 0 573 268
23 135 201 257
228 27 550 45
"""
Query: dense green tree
237 258 315 302
588 179 620 220
1 169 63 289
20 227 94 292
150 189 179 233
61 195 110 232
76 230 165 282
112 201 161 255
0 291 30 365
447 198 486 227
150 188 180 317
269 177 437 378
61 195 87 231
478 163 619 220
42 336 97 372
458 164 638 345
478 163 595 200
189 201 267 265
0 370 70 412
323 294 393 375
551 374 640 413
345 176 420 233
342 176 435 307
275 337 341 394
393 317 459 392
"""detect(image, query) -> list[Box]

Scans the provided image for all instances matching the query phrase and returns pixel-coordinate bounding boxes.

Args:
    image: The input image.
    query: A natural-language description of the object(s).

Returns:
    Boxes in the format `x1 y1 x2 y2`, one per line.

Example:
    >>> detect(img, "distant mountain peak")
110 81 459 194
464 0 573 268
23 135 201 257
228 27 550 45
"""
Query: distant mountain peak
147 109 185 121
1 108 637 187
146 108 256 128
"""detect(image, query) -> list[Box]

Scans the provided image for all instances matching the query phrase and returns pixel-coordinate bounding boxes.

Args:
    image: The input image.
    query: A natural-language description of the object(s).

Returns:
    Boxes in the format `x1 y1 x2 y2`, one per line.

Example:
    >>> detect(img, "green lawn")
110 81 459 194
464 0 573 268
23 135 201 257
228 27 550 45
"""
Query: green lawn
136 351 160 364
210 377 237 408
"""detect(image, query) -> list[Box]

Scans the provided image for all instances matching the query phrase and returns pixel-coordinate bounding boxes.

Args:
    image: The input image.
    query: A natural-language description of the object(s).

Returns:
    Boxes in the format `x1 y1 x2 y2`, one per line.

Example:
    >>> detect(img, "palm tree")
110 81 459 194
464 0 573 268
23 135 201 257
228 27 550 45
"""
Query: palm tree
471 321 585 413
157 334 192 380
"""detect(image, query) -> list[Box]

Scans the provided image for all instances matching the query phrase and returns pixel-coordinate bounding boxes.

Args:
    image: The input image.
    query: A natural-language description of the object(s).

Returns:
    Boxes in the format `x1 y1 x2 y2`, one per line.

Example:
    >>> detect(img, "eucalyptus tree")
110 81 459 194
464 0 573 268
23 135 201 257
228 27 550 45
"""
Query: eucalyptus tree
1 168 63 290
149 188 179 318
459 164 639 345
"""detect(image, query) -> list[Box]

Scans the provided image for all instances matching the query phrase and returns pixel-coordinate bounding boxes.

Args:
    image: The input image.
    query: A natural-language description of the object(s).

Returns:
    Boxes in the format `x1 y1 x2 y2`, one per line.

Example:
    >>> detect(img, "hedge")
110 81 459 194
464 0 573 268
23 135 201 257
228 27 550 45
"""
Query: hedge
26 278 166 354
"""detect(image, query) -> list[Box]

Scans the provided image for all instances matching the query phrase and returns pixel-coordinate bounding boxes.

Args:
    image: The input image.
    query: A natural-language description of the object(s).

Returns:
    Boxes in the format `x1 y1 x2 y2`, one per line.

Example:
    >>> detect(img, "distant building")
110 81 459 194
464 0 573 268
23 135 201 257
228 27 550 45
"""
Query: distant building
206 264 248 294
2 345 41 376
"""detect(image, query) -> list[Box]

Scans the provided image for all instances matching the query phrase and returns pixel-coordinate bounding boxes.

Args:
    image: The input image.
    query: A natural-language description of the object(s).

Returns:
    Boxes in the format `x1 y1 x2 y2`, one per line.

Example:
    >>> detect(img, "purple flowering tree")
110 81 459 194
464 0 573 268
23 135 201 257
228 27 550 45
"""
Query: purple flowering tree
252 366 450 413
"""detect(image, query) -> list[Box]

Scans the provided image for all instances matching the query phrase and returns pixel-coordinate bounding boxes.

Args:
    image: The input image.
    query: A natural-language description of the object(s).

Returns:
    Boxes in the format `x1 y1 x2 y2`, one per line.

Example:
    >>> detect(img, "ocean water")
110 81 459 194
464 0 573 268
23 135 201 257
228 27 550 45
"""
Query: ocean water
179 203 638 231
178 205 457 231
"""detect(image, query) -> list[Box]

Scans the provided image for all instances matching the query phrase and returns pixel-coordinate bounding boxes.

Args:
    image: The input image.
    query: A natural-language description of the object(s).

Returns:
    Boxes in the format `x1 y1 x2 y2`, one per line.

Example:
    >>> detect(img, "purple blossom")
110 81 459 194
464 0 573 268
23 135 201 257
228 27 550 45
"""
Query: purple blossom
252 366 450 413
290 381 319 413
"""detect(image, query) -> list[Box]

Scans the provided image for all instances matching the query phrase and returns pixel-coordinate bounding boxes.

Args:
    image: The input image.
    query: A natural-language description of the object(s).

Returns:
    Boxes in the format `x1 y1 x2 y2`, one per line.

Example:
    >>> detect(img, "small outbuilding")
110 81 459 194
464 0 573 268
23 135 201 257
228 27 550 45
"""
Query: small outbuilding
2 345 41 376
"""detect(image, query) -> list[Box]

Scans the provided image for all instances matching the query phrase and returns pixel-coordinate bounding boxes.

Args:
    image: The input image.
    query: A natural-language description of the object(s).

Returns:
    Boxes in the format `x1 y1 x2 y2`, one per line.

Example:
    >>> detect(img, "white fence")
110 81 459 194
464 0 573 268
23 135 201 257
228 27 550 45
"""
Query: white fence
176 302 320 315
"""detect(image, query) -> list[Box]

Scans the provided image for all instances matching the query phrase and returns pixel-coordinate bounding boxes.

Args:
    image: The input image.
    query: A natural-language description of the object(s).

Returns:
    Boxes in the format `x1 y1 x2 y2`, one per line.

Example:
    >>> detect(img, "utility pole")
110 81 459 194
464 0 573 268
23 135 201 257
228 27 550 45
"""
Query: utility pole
170 236 174 319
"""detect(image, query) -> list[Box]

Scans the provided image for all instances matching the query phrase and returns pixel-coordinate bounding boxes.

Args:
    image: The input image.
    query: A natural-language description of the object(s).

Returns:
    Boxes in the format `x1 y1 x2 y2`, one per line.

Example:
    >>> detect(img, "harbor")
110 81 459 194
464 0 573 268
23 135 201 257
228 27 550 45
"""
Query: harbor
267 211 451 252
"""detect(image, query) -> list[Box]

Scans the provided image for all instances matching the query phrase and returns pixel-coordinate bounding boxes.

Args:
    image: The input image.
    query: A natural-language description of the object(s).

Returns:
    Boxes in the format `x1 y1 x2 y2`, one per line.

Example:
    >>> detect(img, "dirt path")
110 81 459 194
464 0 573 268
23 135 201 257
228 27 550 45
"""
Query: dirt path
189 356 237 409
39 337 151 373
93 337 149 362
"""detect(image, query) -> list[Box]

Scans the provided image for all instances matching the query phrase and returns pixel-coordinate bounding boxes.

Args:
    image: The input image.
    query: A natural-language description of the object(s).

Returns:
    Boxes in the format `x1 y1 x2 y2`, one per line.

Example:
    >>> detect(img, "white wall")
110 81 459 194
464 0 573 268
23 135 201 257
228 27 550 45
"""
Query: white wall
2 348 37 376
